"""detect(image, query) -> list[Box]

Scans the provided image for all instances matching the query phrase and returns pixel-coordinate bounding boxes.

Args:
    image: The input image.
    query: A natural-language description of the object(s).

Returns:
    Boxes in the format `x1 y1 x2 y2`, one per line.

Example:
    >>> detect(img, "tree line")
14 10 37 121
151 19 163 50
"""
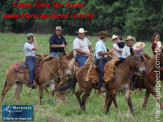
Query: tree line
0 0 163 41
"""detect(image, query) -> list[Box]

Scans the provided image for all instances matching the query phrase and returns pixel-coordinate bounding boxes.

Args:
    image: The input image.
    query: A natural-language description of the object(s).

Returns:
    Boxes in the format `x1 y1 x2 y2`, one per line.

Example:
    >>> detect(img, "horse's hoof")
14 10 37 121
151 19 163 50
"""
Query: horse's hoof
160 107 163 110
80 106 85 110
142 106 146 110
101 106 107 110
105 110 109 114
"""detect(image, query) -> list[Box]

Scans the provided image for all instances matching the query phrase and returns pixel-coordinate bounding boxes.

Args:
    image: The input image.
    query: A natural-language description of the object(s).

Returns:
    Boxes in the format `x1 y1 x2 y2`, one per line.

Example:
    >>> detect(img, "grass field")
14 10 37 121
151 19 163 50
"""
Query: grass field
0 33 162 122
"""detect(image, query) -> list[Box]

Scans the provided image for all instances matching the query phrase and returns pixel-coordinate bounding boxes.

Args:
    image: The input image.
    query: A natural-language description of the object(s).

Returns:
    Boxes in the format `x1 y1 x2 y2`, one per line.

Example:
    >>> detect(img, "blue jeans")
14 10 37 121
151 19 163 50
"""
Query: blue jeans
50 52 64 58
25 57 35 85
96 59 108 87
75 55 88 66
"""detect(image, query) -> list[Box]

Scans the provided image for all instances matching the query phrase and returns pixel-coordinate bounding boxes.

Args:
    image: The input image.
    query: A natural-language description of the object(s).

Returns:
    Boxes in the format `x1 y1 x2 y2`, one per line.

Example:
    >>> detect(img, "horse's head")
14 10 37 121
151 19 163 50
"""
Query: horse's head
58 55 71 77
128 48 146 74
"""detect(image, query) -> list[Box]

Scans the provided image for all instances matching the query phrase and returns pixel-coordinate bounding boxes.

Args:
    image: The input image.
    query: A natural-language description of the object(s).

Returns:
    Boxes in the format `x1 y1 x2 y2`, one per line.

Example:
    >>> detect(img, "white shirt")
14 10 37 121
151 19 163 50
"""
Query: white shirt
121 45 133 58
24 41 36 57
95 39 107 59
73 37 91 57
113 43 122 58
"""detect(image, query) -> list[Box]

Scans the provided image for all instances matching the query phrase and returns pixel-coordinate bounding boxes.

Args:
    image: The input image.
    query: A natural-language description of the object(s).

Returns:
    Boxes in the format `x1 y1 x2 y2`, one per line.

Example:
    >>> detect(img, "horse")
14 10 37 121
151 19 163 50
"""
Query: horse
134 49 163 110
0 55 71 105
53 48 146 113
104 48 146 116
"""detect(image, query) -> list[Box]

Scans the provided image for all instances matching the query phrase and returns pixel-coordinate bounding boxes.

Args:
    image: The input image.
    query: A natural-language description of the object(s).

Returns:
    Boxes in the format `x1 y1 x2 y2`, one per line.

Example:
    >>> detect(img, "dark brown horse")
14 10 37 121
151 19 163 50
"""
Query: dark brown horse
134 50 163 110
104 48 146 116
0 55 71 105
54 48 146 114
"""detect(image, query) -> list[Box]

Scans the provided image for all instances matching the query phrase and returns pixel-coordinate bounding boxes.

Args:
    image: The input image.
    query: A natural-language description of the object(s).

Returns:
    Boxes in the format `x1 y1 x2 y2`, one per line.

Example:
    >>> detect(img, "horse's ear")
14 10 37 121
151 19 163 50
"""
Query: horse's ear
130 47 135 55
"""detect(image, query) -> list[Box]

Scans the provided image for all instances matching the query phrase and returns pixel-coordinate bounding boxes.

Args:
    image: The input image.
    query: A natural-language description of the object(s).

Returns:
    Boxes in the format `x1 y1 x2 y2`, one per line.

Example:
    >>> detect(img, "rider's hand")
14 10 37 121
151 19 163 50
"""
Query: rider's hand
61 44 65 48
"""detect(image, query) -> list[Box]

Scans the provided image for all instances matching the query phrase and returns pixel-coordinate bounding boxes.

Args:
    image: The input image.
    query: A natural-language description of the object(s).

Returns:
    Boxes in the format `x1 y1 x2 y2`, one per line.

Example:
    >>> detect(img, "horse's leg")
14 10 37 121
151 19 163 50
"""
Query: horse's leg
44 87 50 95
124 89 135 116
15 82 23 104
105 91 113 113
75 88 83 108
113 93 118 109
38 86 44 105
102 92 118 110
81 89 92 110
146 85 163 109
0 79 14 103
142 90 150 110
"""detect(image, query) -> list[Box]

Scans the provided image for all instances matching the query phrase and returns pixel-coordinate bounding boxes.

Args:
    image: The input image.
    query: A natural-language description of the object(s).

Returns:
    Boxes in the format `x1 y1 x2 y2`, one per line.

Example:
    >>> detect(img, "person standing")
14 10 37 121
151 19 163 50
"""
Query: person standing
95 31 113 92
152 32 162 55
24 33 37 88
73 28 92 66
49 26 68 58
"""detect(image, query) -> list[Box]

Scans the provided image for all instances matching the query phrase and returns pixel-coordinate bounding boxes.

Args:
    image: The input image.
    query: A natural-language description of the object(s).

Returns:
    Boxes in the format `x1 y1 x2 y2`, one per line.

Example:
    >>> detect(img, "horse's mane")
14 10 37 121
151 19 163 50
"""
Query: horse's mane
115 58 125 66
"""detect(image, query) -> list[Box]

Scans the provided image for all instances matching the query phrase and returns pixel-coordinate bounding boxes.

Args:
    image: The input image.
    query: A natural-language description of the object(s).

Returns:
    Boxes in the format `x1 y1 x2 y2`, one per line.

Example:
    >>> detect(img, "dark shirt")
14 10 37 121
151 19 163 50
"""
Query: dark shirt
152 42 158 55
117 41 125 48
49 34 68 53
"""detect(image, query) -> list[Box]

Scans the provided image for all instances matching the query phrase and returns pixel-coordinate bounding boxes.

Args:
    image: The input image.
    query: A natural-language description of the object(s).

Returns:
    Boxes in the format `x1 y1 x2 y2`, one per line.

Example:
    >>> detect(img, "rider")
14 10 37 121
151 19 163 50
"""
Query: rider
121 35 136 90
121 35 136 58
112 35 125 58
24 33 37 88
95 31 113 92
49 26 68 58
73 28 92 66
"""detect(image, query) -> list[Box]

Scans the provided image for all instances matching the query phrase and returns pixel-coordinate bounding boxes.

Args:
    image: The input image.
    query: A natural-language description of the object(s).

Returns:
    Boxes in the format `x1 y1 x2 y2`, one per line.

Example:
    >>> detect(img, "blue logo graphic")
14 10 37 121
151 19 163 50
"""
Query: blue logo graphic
2 105 33 121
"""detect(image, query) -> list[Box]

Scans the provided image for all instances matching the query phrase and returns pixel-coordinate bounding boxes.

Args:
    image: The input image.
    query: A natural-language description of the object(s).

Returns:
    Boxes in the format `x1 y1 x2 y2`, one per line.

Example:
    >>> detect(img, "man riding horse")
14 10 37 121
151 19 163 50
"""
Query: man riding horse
49 26 68 58
95 31 113 92
24 33 37 88
73 28 93 66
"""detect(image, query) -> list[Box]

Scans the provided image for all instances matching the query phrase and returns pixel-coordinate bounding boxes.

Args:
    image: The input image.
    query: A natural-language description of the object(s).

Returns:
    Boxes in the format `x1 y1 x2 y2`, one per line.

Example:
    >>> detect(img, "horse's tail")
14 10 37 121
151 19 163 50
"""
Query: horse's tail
53 71 77 93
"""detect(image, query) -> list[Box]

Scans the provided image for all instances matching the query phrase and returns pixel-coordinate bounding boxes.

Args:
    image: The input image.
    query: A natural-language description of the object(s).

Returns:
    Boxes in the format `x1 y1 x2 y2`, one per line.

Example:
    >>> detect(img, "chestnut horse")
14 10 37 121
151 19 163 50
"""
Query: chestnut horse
134 50 163 110
0 55 71 105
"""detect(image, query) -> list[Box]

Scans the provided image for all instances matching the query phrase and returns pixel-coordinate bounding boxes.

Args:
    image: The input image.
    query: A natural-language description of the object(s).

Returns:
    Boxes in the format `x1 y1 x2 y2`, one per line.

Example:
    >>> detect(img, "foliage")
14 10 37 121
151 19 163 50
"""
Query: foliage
0 0 163 40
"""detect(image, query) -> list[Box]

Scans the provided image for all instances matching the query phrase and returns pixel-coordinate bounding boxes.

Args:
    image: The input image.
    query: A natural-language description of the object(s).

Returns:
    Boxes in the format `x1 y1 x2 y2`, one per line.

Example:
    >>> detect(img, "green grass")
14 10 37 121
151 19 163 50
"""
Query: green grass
0 33 162 122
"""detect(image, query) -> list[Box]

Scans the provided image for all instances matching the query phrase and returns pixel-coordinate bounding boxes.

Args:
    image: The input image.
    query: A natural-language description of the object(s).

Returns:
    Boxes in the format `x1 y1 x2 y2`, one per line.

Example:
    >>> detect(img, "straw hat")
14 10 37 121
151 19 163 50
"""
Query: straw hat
133 42 145 50
125 35 136 42
76 28 88 33
112 34 118 40
55 26 63 31
97 31 109 38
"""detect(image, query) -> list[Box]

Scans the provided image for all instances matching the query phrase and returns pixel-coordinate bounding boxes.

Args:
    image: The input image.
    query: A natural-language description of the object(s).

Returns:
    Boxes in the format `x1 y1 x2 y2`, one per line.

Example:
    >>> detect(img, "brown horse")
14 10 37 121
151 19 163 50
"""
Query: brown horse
0 55 71 105
54 48 146 113
104 48 146 116
134 50 163 110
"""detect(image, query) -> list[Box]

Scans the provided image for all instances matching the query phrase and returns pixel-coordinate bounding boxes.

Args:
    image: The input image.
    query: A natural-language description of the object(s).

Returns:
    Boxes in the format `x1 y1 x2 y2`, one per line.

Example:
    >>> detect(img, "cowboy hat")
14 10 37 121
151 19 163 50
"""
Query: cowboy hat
133 42 145 50
76 28 88 33
97 31 109 38
112 34 118 40
55 26 63 31
125 35 136 42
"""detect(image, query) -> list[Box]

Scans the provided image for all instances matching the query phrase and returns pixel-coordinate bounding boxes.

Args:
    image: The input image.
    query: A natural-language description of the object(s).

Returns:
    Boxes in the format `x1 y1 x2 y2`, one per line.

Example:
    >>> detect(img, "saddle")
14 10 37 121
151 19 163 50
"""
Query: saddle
15 57 43 74
15 55 44 85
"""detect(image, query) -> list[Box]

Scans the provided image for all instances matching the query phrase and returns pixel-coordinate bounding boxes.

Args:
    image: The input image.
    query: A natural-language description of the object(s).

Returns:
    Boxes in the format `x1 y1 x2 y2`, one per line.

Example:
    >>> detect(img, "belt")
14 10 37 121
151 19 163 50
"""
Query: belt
26 56 35 58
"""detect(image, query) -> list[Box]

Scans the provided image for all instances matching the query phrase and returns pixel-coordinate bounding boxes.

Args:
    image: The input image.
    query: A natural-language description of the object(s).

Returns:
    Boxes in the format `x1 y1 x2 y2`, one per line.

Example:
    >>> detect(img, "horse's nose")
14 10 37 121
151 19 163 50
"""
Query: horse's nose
139 66 146 74
65 70 71 76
